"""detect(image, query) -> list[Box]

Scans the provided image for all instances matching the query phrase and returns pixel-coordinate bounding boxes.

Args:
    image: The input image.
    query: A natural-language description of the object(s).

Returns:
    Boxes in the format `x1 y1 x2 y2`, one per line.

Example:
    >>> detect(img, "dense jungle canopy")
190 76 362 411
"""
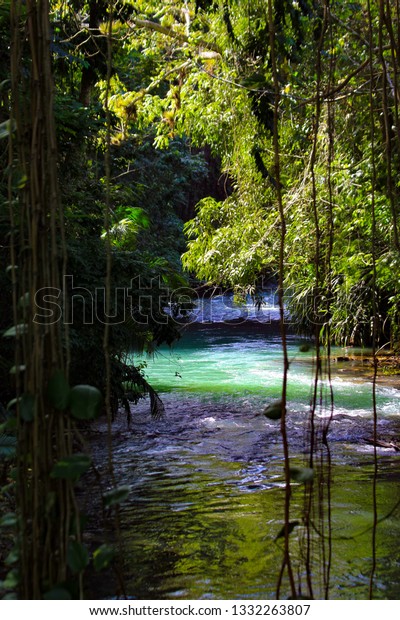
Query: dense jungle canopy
1 0 400 601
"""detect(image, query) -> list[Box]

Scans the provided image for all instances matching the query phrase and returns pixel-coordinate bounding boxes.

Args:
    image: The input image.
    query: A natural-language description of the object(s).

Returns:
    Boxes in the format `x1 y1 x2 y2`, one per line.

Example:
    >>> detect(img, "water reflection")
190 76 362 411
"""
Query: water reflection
115 431 400 599
119 455 287 599
108 324 400 599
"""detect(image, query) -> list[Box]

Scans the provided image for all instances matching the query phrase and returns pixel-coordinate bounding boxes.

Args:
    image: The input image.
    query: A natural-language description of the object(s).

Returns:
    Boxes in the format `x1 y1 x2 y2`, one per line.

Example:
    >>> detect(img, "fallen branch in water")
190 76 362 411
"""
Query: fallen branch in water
364 437 400 452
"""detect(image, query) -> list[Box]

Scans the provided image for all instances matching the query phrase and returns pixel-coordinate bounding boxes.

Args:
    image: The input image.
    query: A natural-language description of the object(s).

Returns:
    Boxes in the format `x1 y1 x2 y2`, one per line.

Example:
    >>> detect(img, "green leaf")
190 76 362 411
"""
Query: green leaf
0 513 17 528
93 544 115 572
275 521 300 541
47 370 70 411
50 454 91 480
289 466 314 483
67 540 89 574
263 400 283 420
69 385 102 420
43 587 72 600
2 324 28 337
126 207 150 229
103 485 130 508
20 393 35 422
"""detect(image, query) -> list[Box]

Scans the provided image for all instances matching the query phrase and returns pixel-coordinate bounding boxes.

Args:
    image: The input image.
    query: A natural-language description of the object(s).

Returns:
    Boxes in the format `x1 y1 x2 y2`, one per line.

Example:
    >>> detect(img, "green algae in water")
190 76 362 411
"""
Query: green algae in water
121 324 400 599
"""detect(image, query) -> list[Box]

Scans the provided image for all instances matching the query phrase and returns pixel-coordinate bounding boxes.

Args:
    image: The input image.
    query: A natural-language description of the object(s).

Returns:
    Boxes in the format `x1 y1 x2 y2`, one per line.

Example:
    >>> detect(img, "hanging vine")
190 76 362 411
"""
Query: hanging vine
267 0 296 600
6 0 114 599
102 0 126 597
367 0 380 599
10 0 78 599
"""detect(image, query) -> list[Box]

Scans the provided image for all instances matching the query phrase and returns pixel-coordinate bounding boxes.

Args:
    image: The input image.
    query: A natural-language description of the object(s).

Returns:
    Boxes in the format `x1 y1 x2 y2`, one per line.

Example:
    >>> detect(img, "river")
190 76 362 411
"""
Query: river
90 300 400 600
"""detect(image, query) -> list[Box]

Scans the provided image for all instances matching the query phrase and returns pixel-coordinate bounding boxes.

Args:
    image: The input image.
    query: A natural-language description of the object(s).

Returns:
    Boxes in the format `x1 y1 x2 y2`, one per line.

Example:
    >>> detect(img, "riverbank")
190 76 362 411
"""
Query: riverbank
328 352 400 387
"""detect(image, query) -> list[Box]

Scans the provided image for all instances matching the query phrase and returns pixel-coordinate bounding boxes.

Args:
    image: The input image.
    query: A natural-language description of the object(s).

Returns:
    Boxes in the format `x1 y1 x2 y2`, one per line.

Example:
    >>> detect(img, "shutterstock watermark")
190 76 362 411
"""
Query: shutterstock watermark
32 275 281 326
32 275 374 327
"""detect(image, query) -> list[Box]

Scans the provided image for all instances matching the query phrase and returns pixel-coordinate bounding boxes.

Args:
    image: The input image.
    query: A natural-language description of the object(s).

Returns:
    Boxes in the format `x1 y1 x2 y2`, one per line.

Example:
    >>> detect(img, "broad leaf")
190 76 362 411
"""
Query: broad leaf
50 454 91 480
263 400 283 420
69 385 102 420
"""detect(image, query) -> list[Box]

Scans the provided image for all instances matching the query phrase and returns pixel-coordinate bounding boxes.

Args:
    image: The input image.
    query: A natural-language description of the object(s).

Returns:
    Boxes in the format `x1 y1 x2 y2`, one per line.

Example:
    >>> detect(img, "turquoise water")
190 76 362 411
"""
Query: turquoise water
139 323 400 418
114 323 400 600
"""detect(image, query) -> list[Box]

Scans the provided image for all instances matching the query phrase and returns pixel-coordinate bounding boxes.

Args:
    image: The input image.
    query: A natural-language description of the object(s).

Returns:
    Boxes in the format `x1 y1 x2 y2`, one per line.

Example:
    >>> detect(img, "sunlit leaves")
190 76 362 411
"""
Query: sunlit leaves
102 207 150 250
182 191 275 288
